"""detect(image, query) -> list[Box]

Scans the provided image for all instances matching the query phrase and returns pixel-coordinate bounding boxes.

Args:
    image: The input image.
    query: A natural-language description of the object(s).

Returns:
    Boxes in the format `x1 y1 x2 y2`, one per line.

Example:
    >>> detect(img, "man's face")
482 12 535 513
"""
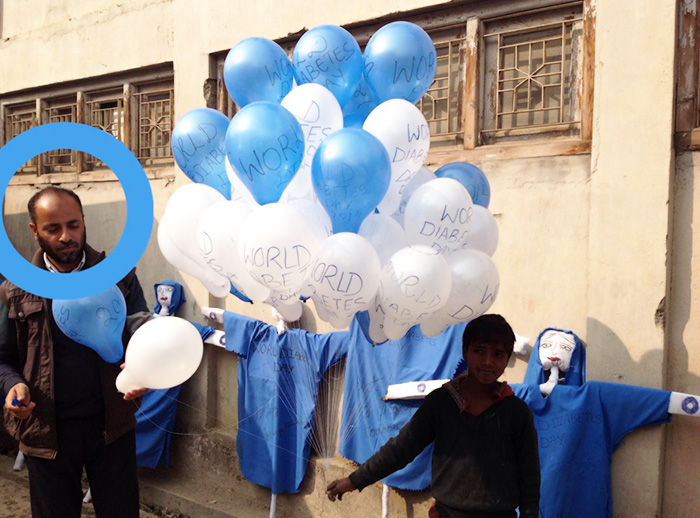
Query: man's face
29 192 86 271
156 284 174 308
465 342 511 385
538 330 576 373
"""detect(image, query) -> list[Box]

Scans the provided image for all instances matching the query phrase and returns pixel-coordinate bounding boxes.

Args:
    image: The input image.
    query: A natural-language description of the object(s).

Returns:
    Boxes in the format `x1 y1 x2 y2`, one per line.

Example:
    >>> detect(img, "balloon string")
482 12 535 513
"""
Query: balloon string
132 392 311 461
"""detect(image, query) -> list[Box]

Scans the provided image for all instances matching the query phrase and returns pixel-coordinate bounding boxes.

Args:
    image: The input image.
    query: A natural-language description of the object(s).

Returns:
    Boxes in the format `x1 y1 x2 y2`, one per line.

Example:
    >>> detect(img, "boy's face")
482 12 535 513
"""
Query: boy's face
465 342 511 385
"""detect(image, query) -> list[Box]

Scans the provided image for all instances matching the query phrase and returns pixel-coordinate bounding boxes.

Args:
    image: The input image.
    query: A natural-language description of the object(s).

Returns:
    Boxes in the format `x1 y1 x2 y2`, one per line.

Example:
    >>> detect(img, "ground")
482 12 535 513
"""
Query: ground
0 451 165 518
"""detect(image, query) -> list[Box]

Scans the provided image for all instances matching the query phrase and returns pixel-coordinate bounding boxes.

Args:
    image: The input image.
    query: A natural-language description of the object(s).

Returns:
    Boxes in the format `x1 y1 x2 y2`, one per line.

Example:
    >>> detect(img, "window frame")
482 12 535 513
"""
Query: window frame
675 0 700 151
1 64 175 184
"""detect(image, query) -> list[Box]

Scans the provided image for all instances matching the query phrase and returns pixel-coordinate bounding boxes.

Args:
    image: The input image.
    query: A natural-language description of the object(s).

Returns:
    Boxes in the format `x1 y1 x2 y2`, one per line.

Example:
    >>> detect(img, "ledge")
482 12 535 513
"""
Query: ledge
8 167 176 186
427 139 592 164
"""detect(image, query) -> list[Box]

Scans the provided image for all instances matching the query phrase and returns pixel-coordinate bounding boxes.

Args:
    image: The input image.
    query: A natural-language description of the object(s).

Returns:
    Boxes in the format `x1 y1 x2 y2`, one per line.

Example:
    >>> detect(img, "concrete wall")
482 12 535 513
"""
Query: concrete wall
0 0 695 517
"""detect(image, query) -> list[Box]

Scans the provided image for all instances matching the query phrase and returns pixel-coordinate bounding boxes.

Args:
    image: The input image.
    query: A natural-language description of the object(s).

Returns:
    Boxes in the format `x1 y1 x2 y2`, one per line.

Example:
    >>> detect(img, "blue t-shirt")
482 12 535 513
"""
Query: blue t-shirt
223 311 348 494
135 386 182 468
339 316 465 490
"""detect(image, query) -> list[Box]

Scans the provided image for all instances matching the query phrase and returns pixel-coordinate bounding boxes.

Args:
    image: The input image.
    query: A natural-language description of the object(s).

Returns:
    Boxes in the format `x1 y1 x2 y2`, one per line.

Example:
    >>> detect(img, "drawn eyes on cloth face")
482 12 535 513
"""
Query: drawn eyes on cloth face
539 330 576 372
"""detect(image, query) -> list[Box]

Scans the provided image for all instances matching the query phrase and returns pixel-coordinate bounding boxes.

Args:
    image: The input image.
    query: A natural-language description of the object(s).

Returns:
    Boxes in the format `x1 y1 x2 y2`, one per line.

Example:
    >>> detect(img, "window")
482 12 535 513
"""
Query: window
135 81 174 161
480 8 584 145
1 64 174 176
4 102 38 170
418 30 466 142
210 1 592 158
675 0 700 150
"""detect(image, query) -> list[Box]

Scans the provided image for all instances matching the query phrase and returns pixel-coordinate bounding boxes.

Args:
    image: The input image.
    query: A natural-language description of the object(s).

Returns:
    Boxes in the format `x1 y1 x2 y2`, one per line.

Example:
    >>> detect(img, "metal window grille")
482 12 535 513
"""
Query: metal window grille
418 36 465 140
47 103 77 166
491 21 577 130
6 106 37 169
86 98 124 167
136 88 173 159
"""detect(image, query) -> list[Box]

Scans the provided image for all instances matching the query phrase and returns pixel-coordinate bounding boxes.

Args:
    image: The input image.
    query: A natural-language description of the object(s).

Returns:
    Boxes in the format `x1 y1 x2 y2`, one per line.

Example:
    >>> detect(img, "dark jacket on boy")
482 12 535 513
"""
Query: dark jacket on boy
349 374 540 518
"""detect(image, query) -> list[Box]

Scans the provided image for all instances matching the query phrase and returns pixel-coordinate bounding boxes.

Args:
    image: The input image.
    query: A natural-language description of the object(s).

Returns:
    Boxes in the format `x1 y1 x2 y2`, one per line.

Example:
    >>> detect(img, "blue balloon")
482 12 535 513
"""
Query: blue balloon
171 108 232 199
52 285 127 363
312 128 390 233
363 22 437 104
226 101 304 205
342 76 378 128
293 25 363 107
224 37 294 107
434 162 491 208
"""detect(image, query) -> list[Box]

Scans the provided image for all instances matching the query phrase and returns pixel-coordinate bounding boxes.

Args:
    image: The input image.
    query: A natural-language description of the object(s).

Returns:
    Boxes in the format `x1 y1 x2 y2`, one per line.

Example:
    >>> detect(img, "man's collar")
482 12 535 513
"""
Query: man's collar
43 251 86 273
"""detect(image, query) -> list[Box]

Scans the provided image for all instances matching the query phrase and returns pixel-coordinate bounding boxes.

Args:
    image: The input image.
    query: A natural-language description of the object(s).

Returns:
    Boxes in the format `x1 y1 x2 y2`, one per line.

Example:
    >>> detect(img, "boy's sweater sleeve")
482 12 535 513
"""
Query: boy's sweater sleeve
349 390 438 491
515 402 540 518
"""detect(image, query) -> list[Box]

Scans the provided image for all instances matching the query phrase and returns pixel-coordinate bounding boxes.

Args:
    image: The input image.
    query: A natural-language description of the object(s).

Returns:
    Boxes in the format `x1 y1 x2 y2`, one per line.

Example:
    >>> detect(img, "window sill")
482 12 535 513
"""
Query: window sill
675 128 700 152
8 167 176 185
426 138 591 164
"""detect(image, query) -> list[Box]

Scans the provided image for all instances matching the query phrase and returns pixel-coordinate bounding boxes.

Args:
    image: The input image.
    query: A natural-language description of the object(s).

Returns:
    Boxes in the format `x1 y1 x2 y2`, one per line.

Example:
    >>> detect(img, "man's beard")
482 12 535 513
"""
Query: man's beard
38 229 86 265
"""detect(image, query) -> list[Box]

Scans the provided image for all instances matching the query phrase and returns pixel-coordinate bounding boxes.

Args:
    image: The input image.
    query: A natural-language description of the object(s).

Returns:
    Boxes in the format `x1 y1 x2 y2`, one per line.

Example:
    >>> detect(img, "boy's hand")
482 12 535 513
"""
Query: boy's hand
4 383 35 419
326 477 356 501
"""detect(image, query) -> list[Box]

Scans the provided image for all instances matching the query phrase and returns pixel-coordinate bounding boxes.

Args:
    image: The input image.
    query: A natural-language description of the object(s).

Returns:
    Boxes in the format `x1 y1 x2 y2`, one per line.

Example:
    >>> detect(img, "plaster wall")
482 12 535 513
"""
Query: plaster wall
0 0 692 517
665 151 700 517
588 1 676 515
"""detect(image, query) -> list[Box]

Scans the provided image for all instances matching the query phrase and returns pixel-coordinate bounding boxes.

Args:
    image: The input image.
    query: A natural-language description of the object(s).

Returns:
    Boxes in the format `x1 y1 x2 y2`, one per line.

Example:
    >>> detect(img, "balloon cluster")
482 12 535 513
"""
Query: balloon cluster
166 22 501 341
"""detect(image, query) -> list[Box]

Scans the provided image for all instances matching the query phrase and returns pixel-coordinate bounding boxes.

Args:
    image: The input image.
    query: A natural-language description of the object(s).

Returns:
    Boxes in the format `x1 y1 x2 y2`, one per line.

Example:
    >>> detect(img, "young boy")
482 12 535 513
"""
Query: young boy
326 314 540 518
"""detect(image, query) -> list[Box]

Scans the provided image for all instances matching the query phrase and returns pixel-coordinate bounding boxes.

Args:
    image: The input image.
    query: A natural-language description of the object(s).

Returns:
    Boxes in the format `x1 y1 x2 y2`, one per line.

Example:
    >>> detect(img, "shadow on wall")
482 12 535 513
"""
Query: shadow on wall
585 317 665 385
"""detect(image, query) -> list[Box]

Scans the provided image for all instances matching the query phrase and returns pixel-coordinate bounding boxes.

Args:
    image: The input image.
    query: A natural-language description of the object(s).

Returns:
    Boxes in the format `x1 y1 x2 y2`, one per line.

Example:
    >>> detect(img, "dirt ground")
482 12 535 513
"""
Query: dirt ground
0 451 163 518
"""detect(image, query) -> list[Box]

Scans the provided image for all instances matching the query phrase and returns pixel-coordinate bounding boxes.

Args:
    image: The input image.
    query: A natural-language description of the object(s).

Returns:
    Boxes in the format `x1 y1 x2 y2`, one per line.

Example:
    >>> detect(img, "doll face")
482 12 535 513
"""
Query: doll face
538 330 576 373
156 284 174 309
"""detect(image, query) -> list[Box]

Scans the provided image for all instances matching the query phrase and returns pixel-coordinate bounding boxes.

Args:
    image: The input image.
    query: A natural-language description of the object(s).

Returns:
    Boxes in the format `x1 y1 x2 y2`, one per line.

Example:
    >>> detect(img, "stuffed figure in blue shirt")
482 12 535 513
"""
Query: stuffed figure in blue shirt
512 328 700 518
135 281 213 468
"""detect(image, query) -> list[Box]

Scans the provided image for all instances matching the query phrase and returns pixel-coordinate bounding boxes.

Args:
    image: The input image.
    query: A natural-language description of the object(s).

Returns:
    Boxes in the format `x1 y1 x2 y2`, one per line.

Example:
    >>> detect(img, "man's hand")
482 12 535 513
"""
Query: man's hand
4 383 35 419
119 363 148 401
326 477 356 501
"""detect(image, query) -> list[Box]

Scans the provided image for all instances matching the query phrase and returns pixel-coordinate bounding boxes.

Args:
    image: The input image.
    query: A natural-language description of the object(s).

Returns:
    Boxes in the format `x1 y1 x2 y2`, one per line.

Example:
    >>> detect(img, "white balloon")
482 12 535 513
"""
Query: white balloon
266 295 304 322
363 99 431 215
225 156 258 204
377 245 452 340
285 197 333 245
392 166 436 226
157 222 229 297
460 205 499 256
403 178 474 255
281 84 343 199
116 317 203 393
366 295 389 344
308 233 381 329
197 201 271 302
238 203 319 298
162 184 230 277
420 250 499 337
358 213 408 266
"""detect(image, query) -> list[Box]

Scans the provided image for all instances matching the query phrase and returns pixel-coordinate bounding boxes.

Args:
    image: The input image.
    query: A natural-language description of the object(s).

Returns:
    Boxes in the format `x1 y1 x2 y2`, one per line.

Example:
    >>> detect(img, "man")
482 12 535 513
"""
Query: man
0 186 151 518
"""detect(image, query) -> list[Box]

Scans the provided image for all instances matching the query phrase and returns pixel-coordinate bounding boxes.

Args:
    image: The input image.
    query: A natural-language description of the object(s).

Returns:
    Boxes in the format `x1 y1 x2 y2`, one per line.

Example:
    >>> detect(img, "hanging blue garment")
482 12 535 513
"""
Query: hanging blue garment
339 314 465 490
223 311 348 494
512 328 670 518
134 314 214 469
135 386 182 468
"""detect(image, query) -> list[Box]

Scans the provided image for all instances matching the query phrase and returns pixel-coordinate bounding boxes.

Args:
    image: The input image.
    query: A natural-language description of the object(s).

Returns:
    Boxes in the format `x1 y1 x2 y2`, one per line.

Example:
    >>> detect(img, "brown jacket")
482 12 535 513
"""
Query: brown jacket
0 245 151 459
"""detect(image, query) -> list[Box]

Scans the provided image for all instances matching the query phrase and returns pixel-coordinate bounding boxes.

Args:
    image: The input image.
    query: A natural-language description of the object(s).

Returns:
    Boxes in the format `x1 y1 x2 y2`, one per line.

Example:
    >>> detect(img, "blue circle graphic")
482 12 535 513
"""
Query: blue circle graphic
682 396 699 415
0 123 153 299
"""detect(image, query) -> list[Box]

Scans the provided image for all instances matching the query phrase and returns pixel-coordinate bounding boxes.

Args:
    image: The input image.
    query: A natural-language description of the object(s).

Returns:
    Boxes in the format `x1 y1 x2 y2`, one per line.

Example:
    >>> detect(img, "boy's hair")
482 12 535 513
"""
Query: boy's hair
462 314 516 357
28 186 83 224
